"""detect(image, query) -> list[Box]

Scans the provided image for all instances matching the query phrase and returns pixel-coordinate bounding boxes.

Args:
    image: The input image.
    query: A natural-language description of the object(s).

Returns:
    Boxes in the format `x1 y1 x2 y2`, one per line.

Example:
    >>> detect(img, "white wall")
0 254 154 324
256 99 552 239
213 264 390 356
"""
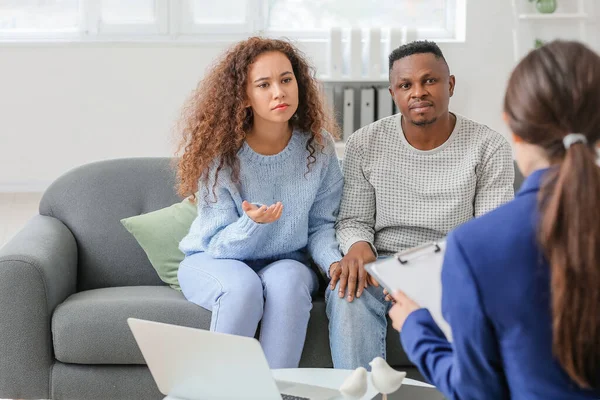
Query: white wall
0 43 229 191
0 0 597 191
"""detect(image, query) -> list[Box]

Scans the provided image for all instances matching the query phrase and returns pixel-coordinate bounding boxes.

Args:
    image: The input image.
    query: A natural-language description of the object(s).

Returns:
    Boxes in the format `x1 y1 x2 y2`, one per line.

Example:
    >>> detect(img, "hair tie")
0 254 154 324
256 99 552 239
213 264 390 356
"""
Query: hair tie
563 133 587 149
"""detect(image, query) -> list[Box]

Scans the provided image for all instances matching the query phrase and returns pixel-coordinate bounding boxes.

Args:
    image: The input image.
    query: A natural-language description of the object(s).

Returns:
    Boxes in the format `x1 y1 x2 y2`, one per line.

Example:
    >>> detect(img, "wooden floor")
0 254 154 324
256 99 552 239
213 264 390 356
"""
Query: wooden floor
0 193 43 249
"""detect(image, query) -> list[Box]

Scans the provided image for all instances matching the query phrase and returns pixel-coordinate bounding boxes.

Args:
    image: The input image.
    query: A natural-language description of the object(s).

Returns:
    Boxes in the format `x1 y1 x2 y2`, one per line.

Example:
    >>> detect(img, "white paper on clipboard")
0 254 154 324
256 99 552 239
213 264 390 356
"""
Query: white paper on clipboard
365 240 452 341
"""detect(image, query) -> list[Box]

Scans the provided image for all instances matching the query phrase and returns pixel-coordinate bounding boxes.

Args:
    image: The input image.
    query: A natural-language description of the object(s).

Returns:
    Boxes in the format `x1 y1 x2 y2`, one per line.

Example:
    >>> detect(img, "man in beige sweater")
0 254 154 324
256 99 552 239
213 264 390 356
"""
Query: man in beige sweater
326 41 514 369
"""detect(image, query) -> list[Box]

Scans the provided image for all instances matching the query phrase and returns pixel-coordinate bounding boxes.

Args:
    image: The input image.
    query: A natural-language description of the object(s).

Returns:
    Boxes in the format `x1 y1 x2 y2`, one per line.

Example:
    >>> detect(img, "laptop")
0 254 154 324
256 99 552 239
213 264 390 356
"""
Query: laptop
127 318 342 400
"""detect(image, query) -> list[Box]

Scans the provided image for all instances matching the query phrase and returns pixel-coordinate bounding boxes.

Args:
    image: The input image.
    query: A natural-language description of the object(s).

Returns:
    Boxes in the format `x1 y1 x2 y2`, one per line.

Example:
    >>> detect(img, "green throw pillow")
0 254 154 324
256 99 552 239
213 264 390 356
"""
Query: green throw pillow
120 197 198 291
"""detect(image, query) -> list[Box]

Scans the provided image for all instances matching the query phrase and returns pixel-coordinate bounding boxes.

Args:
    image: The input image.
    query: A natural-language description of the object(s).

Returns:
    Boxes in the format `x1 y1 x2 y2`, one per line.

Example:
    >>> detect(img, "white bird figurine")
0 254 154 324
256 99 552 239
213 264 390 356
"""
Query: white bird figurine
369 357 407 400
339 367 368 399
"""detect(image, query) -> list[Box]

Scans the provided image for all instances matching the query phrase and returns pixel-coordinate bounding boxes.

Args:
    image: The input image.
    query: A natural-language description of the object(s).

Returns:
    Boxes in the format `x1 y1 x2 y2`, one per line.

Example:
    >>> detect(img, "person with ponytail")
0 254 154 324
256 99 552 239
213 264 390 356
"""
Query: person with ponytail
387 40 600 399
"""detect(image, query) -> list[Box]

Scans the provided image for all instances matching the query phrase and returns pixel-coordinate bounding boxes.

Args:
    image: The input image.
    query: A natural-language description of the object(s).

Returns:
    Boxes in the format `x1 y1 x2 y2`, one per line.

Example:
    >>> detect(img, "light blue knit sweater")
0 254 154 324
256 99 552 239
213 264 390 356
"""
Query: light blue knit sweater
179 130 343 277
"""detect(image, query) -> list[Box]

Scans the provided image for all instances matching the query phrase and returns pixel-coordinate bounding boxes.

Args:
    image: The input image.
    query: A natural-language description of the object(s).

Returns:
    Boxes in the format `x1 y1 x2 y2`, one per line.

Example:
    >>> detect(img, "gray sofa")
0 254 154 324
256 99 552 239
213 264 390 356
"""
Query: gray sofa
0 157 524 400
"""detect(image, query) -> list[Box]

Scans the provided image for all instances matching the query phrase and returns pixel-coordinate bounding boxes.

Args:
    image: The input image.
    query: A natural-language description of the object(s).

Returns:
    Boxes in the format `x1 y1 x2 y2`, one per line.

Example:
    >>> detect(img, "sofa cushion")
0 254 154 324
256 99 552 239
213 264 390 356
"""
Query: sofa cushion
52 286 210 364
52 286 412 367
51 363 164 400
120 197 197 291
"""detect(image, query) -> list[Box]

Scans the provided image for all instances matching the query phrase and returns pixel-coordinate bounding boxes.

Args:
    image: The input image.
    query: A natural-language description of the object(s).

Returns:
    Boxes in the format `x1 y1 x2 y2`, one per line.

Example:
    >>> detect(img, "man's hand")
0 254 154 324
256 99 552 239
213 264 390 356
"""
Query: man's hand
329 241 376 302
242 201 283 224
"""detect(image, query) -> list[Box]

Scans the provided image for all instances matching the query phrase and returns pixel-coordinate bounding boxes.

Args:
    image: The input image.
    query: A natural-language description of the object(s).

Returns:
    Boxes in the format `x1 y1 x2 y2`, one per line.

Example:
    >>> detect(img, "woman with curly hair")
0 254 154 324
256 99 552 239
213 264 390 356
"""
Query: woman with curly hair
175 37 343 368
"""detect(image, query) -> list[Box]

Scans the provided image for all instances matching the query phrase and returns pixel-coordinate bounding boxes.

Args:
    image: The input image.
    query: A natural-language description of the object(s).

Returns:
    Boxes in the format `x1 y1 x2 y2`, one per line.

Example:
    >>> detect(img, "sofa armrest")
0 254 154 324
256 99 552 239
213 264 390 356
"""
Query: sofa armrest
0 215 77 399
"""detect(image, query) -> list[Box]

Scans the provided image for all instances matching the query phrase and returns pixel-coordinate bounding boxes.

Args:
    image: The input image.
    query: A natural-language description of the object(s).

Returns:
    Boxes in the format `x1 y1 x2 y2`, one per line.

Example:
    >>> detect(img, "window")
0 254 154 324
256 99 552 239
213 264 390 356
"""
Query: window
101 0 156 24
0 0 465 41
178 0 257 35
0 0 80 33
266 0 457 39
191 0 247 24
95 0 168 35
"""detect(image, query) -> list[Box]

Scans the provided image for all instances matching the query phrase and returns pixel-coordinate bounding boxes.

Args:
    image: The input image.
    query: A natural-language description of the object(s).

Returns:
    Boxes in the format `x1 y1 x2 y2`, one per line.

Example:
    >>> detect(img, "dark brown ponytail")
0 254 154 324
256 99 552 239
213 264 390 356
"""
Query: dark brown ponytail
504 40 600 388
539 142 600 388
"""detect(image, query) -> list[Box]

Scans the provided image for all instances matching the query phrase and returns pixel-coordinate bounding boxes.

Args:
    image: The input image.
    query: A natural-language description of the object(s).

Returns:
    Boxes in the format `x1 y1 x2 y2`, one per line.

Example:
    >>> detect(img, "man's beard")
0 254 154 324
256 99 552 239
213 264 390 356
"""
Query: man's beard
411 117 438 127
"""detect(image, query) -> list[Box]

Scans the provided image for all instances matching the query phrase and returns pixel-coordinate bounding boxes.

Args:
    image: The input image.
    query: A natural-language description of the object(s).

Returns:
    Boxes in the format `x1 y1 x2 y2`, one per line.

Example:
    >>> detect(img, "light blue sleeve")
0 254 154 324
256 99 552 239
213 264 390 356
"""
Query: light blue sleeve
400 232 509 399
179 171 269 260
307 135 344 277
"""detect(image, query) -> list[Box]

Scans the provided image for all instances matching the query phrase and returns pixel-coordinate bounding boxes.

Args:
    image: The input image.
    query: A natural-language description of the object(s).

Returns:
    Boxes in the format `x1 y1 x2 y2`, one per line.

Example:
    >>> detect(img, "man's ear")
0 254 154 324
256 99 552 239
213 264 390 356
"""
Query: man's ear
449 75 456 97
388 86 399 113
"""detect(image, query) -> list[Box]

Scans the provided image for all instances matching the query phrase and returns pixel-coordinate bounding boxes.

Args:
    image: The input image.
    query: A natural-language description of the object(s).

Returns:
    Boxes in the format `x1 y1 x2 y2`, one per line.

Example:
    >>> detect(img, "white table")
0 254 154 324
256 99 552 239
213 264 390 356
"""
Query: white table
272 368 435 400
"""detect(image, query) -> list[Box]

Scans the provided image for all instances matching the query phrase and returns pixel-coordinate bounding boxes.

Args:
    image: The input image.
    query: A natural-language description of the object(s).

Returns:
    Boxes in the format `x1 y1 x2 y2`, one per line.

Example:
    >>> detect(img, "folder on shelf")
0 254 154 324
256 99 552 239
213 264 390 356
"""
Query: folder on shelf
323 85 335 117
368 28 382 79
360 88 375 128
377 87 394 120
343 88 355 140
328 27 343 79
349 28 363 79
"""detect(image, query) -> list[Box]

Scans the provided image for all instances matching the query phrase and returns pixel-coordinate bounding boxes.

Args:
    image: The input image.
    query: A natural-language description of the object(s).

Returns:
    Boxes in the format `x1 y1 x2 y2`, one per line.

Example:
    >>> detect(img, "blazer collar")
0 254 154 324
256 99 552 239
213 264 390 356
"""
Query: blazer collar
517 167 551 197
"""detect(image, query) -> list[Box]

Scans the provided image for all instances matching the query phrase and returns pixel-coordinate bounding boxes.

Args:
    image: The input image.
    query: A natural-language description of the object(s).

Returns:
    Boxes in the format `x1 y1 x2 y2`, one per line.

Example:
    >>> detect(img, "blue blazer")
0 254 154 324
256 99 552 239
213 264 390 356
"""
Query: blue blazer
401 169 600 399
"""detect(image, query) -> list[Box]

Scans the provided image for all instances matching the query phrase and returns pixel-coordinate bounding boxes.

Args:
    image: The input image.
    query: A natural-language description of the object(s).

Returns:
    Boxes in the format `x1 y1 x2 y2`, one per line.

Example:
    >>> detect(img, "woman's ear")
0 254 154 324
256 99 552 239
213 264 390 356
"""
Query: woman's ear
503 112 522 144
512 133 524 144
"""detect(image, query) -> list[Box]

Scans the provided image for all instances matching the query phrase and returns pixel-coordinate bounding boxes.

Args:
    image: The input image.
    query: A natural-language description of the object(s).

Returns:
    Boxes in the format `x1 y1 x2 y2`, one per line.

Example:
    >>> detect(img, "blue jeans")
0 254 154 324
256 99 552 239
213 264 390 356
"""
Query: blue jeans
178 252 318 369
325 280 393 370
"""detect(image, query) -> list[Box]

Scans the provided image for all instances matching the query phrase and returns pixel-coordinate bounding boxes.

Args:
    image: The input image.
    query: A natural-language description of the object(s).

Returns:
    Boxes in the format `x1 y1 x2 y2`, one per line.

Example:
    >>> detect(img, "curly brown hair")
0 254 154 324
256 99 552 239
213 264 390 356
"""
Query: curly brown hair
175 36 339 200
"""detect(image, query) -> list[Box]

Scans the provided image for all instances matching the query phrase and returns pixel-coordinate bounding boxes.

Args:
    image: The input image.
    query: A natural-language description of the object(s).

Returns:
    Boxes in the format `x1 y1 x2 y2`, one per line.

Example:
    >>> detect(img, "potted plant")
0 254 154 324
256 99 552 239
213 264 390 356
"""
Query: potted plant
529 0 557 14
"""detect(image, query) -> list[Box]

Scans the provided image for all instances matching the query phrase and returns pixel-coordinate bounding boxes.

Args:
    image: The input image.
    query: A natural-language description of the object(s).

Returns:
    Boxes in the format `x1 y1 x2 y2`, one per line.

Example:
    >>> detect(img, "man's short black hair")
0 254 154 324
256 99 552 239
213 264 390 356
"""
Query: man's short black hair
388 40 448 73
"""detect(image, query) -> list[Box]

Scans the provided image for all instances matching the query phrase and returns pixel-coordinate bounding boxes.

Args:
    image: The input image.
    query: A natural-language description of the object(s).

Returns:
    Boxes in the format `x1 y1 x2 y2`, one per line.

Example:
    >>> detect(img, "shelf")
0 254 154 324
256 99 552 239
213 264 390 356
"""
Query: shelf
518 13 588 20
318 77 389 84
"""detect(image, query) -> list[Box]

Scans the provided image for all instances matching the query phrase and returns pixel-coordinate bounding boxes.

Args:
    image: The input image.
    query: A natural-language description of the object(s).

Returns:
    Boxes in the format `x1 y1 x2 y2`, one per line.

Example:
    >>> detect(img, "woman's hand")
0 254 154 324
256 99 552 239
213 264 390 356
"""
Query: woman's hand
242 201 283 224
383 287 394 303
389 291 421 332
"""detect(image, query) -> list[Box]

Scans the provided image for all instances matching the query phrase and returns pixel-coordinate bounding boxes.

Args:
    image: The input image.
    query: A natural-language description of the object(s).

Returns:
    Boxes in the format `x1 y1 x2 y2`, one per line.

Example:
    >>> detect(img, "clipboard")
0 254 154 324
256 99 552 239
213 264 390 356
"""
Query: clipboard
365 240 452 341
